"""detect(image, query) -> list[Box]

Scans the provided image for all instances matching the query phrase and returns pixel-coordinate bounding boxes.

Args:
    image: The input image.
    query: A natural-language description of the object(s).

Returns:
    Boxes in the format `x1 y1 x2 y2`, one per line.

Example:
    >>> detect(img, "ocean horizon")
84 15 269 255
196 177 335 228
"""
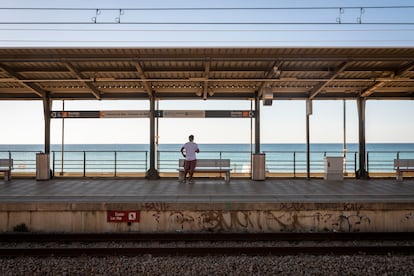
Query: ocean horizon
1 142 414 150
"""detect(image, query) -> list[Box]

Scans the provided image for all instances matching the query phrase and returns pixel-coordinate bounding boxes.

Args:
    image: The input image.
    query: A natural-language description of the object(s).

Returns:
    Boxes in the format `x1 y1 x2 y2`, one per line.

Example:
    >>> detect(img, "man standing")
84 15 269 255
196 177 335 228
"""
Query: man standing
180 135 200 183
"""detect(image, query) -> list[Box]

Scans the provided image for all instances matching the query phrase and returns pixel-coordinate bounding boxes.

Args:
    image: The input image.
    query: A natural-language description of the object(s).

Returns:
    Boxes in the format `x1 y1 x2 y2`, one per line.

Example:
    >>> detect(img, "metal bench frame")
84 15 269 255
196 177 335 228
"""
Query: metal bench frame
394 159 414 180
0 158 13 181
178 159 231 183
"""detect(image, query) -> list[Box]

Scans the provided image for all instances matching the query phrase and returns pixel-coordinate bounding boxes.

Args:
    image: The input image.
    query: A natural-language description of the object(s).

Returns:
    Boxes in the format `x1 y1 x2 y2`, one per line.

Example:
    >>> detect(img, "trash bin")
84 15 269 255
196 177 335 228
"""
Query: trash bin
324 156 343 180
252 153 266 180
36 153 50 180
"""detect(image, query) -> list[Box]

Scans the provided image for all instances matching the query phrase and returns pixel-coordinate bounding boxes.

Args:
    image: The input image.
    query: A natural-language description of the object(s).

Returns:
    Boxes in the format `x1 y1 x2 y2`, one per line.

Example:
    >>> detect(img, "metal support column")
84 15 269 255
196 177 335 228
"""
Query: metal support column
251 96 266 180
146 96 160 179
306 99 312 179
43 95 52 154
356 97 368 179
306 113 310 179
343 99 347 175
38 95 52 180
255 95 260 154
61 100 65 175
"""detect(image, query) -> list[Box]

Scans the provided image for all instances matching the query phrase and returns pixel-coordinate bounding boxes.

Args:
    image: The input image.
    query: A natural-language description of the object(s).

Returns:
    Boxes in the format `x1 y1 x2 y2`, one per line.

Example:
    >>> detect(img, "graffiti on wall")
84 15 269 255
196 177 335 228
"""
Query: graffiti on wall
143 202 169 230
402 212 414 223
144 209 373 232
137 202 414 232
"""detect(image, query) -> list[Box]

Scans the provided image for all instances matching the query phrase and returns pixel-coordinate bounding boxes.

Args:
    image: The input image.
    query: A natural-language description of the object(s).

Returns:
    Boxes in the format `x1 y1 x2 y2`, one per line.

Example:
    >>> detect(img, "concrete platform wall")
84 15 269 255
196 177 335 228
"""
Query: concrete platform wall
1 202 413 233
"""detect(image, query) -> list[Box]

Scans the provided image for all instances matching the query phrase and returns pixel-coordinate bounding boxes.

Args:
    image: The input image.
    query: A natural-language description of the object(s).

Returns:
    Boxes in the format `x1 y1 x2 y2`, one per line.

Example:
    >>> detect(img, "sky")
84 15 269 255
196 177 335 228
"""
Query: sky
0 0 413 145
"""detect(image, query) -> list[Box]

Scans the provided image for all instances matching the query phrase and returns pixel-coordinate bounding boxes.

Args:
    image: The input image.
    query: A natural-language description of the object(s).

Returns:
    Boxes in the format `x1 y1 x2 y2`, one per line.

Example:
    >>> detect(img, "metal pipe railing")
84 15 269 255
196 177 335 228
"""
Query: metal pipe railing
1 149 413 177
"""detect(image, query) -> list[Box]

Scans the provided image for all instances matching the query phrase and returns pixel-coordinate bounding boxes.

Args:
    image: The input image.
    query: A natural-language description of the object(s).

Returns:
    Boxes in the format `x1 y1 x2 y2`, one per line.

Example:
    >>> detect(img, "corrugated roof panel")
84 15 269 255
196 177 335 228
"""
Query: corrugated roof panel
0 48 413 100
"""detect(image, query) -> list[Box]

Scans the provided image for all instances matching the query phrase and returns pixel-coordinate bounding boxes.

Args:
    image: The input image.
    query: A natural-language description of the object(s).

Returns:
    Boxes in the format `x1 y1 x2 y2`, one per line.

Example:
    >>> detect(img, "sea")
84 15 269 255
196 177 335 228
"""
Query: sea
1 143 413 174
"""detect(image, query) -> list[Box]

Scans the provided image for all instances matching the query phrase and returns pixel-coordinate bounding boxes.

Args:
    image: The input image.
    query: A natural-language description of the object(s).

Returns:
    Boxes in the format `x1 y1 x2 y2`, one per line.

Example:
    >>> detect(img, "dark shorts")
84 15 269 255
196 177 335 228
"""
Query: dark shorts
184 160 197 172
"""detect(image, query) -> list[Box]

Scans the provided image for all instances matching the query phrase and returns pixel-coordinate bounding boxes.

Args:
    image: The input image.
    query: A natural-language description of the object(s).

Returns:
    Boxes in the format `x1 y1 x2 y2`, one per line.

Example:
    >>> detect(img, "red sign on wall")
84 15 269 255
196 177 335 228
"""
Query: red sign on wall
107 210 140 223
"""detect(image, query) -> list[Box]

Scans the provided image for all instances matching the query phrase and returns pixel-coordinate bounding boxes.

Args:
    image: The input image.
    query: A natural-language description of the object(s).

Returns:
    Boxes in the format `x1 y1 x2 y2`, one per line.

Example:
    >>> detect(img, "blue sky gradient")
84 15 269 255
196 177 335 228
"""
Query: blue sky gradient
0 0 413 144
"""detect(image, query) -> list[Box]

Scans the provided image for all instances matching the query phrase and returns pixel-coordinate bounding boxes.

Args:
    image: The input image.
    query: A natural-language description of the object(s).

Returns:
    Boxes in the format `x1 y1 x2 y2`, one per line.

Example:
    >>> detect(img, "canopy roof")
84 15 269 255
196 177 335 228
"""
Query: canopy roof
0 47 413 101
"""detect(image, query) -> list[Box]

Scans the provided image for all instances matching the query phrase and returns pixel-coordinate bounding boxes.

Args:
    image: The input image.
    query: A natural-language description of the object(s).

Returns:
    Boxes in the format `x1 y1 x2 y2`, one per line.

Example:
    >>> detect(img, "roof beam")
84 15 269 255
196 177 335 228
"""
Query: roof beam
133 62 153 97
0 63 47 98
309 62 348 100
395 61 414 76
1 48 414 63
257 61 282 98
203 59 211 100
64 63 101 100
361 61 414 97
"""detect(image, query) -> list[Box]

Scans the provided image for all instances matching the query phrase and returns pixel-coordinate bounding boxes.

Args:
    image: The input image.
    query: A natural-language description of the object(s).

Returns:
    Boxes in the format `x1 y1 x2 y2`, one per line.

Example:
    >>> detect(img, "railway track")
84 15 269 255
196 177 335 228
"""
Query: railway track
1 232 413 242
0 232 413 257
0 245 413 257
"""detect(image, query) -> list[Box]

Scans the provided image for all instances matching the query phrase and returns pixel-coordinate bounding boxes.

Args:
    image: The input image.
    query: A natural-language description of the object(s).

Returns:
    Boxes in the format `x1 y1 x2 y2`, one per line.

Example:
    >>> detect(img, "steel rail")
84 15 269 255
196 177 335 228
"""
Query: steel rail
1 232 413 243
0 246 413 257
1 233 413 257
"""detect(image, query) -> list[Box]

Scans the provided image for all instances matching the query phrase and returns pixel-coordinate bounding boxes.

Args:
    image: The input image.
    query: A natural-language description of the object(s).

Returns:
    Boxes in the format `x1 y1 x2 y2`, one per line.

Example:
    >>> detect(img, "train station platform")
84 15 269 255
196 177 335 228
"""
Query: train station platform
1 178 414 233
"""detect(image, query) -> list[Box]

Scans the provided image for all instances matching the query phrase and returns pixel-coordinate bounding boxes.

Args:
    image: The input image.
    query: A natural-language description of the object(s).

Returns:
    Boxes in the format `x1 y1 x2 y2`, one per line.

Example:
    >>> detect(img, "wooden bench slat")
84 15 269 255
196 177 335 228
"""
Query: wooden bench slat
178 168 231 172
178 159 230 167
0 159 13 167
394 159 414 180
0 159 13 181
178 159 231 183
394 159 414 167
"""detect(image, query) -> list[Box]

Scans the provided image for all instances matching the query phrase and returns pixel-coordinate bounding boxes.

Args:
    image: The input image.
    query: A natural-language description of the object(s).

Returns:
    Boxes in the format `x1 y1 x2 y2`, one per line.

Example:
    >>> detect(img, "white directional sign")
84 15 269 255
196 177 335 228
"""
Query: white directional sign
162 110 206 118
99 110 150 118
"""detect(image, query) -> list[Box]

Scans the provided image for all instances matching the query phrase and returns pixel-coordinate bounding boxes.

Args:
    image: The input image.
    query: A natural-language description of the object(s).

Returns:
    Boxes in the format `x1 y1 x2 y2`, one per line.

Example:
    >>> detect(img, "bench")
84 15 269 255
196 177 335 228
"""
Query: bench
394 159 414 180
0 158 13 181
178 159 231 183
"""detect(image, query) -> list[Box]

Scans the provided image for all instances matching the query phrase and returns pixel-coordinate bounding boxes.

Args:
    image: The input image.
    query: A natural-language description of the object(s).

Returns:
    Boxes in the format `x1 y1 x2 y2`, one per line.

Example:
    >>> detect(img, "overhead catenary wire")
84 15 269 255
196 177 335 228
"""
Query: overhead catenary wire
0 6 413 25
1 40 414 43
0 6 413 10
1 27 414 32
0 5 413 46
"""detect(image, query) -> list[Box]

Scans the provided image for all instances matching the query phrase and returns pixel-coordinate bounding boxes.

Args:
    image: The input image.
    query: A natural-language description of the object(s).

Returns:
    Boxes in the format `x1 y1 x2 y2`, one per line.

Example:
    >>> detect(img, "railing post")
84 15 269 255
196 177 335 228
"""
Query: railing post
293 152 296 178
145 151 148 172
366 151 370 176
52 151 55 177
156 150 160 171
114 151 117 177
354 152 357 176
83 151 86 177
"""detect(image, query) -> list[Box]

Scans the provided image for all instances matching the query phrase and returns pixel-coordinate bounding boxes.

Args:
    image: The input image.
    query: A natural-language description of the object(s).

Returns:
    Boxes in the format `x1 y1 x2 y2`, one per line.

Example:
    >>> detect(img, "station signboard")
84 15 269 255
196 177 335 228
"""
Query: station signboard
156 110 255 118
162 110 206 118
206 110 255 118
51 110 149 118
99 110 149 118
50 111 100 118
107 210 140 223
51 110 255 118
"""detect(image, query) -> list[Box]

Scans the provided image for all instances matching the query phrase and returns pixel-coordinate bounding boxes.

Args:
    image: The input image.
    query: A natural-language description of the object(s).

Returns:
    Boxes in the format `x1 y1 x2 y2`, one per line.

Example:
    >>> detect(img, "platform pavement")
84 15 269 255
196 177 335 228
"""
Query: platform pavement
1 178 414 232
0 178 413 203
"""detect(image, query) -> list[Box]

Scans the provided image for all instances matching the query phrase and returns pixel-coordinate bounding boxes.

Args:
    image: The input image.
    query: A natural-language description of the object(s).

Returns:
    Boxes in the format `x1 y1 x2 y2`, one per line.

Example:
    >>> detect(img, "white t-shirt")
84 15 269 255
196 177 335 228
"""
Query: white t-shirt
182 142 199 161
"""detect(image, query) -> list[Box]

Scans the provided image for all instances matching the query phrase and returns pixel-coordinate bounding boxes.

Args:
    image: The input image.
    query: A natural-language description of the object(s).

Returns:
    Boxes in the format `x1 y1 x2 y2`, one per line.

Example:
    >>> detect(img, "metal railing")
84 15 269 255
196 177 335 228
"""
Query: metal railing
0 151 40 173
367 151 414 174
1 149 413 177
264 151 358 176
51 150 148 177
157 150 358 176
